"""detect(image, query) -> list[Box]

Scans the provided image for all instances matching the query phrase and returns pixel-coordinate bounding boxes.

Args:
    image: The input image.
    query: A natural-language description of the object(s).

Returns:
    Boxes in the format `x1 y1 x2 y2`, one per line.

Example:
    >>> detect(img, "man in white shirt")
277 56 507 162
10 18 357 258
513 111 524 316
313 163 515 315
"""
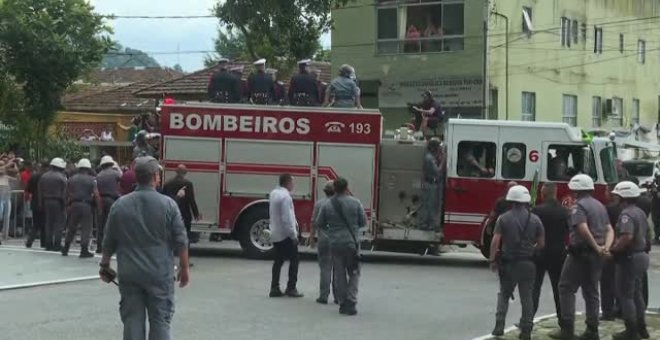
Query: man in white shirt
269 173 304 298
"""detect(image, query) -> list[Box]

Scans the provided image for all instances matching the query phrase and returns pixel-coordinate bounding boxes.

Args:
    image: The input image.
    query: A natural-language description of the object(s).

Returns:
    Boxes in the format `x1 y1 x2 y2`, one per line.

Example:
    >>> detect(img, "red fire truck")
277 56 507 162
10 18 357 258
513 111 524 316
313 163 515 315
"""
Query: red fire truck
160 103 619 258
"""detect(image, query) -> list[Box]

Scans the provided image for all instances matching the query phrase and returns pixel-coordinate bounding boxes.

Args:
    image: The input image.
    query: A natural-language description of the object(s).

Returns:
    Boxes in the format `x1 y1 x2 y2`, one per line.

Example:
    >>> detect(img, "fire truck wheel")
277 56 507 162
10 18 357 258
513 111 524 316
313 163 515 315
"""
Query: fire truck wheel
480 232 492 259
238 206 275 259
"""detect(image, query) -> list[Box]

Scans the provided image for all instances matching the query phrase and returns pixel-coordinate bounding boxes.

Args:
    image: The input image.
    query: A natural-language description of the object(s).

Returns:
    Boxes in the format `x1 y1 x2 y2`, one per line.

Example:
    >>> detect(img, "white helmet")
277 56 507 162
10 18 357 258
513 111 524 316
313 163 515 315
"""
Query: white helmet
611 181 641 198
112 161 120 170
568 174 595 191
100 155 114 166
50 157 66 169
506 185 531 203
76 158 92 169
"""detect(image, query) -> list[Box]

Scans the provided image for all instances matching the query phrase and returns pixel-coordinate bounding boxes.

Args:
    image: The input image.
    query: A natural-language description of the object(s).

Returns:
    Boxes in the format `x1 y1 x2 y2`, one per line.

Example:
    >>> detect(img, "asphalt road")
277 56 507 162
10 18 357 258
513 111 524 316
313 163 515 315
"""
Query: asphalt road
2 241 660 340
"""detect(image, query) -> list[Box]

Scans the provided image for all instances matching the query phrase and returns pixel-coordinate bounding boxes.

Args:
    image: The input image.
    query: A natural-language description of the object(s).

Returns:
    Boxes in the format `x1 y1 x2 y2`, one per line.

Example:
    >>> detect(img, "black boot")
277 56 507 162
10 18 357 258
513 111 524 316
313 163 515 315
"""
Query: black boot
269 287 284 298
612 321 640 340
339 301 357 316
519 332 531 340
576 325 599 340
61 243 70 256
25 237 33 248
79 248 94 258
638 320 650 339
284 287 304 298
491 320 505 337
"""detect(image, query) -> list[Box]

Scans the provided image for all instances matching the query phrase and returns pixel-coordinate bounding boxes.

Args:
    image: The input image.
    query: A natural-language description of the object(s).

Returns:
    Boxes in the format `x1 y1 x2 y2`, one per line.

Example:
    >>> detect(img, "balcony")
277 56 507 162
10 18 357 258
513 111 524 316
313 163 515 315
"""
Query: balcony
376 36 465 55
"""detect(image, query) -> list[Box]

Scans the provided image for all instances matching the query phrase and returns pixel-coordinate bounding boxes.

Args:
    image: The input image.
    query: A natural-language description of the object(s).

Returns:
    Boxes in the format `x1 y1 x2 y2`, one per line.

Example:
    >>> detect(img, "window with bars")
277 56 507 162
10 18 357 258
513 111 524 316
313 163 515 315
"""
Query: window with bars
571 20 578 45
563 94 578 127
560 17 570 47
619 34 624 53
522 92 536 121
592 96 602 127
611 97 623 127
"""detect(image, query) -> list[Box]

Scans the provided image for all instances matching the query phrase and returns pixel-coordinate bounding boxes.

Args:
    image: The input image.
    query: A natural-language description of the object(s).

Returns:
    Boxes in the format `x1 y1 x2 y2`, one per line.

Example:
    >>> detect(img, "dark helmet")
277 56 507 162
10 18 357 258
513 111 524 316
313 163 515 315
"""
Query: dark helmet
427 139 441 153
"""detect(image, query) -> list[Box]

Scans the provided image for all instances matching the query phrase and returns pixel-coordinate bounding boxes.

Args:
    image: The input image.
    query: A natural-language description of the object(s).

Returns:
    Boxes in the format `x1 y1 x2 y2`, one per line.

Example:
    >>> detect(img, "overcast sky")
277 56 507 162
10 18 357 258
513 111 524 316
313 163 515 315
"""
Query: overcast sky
90 0 331 72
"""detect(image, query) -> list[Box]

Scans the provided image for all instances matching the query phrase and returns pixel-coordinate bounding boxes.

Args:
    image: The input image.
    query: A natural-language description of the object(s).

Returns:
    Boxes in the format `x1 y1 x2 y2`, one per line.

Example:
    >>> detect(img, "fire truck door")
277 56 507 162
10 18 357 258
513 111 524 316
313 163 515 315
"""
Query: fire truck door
444 124 499 241
162 136 222 226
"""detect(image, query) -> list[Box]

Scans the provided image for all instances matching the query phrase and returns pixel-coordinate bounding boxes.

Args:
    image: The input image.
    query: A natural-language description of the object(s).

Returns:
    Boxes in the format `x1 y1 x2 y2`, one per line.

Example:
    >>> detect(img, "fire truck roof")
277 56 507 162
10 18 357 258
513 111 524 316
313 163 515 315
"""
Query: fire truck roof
448 119 583 142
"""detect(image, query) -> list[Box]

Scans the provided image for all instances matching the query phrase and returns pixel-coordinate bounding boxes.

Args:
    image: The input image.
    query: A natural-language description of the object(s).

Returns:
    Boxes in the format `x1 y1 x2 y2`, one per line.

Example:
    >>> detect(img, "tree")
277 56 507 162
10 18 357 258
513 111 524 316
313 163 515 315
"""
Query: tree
102 43 161 69
172 64 184 73
0 0 112 149
212 0 352 70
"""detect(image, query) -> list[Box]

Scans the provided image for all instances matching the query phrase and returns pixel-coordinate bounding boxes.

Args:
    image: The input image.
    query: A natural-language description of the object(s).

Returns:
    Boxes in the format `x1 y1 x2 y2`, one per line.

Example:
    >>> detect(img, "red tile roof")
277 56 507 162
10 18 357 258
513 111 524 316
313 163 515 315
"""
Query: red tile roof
86 67 185 85
134 61 332 98
61 82 157 113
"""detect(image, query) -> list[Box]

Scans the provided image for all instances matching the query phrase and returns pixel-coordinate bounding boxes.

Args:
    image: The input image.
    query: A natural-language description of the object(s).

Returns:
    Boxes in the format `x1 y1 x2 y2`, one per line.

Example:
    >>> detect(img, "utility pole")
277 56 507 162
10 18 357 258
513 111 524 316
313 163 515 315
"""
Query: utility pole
482 0 490 119
492 12 509 121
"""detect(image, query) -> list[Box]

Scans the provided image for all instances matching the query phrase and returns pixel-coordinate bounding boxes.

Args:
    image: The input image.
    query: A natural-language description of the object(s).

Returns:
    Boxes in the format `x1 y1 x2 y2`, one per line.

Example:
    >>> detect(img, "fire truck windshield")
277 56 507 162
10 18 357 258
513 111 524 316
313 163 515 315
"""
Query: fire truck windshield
599 145 619 184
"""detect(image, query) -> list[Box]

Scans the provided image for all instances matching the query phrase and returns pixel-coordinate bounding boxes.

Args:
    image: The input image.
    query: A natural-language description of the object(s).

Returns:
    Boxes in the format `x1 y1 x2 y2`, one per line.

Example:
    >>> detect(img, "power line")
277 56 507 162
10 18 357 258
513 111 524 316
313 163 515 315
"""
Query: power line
103 15 215 19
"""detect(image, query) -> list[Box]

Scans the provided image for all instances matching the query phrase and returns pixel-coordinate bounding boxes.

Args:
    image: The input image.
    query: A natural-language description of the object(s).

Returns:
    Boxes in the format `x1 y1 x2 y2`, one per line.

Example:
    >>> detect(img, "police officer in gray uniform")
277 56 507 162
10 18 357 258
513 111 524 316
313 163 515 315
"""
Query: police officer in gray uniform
609 181 651 340
421 139 442 231
100 156 190 340
38 157 68 251
314 177 366 316
95 155 122 254
62 158 101 258
489 185 545 340
309 181 337 305
553 174 614 340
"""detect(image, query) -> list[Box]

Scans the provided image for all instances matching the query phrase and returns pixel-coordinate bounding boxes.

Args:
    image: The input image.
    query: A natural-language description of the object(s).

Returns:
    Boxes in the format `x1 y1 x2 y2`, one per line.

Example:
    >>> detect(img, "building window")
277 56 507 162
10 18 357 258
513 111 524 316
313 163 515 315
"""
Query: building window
457 141 496 178
376 0 465 55
638 39 646 64
592 96 602 127
560 17 570 47
611 97 623 127
522 7 533 35
594 27 603 54
632 98 640 126
502 143 526 179
571 20 578 45
522 92 536 121
619 34 624 53
563 94 578 127
581 23 587 42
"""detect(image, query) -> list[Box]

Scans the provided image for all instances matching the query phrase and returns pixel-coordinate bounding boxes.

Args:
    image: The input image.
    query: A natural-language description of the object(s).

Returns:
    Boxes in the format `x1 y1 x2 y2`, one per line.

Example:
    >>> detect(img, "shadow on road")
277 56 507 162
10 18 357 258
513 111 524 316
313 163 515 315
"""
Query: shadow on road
190 244 489 269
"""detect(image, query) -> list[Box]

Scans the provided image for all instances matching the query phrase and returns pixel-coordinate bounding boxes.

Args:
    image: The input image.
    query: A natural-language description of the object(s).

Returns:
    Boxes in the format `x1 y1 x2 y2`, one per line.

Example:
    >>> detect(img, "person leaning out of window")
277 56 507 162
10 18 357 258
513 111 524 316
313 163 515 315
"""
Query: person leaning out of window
324 64 362 109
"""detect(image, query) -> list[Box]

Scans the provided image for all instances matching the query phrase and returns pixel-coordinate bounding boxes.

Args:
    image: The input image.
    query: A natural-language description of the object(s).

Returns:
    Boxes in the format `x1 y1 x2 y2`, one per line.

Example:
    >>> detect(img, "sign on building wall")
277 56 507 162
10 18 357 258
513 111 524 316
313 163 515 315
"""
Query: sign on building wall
378 75 484 108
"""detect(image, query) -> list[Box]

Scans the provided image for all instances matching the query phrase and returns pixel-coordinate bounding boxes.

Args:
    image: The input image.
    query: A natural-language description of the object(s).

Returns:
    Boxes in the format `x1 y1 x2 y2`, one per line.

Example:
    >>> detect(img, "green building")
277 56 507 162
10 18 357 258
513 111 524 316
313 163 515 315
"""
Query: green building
332 0 660 135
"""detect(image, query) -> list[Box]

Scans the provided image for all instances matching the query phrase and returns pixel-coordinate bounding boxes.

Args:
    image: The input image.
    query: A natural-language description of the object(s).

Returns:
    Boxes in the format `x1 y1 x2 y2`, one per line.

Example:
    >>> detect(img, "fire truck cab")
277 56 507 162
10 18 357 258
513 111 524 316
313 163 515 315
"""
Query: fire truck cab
159 103 618 258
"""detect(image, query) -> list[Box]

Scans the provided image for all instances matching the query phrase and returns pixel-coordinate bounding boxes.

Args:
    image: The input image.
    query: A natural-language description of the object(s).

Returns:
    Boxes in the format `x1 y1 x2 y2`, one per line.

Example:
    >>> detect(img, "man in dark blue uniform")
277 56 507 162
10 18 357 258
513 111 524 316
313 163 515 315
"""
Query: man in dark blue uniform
207 58 241 103
247 58 275 105
288 59 320 106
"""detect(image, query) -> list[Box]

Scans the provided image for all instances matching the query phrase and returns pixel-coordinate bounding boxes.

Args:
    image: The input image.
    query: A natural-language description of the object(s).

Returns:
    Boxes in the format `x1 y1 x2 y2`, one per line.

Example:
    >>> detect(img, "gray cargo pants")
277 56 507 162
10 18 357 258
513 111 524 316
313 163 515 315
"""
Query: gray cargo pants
317 237 336 301
615 253 649 325
119 279 175 340
65 202 93 249
331 245 360 306
558 252 604 328
496 260 536 333
97 197 116 252
421 182 439 230
43 199 65 248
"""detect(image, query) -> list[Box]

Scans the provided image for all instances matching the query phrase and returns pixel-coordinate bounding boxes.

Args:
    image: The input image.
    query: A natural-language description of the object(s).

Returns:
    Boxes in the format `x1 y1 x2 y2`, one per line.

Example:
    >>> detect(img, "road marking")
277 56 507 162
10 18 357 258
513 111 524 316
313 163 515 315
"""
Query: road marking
0 275 99 291
470 313 557 340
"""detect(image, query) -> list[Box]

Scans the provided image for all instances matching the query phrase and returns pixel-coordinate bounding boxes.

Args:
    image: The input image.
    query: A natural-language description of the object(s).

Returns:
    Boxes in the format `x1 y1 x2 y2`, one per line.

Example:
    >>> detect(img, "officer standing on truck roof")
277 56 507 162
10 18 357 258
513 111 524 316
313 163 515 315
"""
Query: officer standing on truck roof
39 157 68 252
489 185 545 340
247 58 275 105
100 156 190 340
288 59 320 106
266 68 287 105
609 181 651 340
62 158 101 258
531 183 569 323
95 155 122 254
552 174 614 340
421 139 442 231
207 58 241 103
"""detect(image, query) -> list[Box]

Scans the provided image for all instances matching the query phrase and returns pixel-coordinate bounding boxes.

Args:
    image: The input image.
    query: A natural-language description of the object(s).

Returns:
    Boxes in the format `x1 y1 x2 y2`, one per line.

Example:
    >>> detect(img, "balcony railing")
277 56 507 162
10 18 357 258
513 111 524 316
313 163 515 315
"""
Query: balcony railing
376 36 465 55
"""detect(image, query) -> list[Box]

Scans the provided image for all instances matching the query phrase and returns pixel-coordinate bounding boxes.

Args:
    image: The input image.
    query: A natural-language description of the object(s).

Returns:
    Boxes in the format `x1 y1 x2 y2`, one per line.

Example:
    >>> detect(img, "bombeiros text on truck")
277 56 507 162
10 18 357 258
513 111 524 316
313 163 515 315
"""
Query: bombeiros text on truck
159 102 619 258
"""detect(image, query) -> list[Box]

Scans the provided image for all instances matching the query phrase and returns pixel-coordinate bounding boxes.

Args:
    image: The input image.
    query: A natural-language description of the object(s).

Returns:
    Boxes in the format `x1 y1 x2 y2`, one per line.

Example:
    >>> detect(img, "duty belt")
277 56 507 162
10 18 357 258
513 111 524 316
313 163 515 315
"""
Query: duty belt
292 93 314 106
212 91 231 103
251 93 270 105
